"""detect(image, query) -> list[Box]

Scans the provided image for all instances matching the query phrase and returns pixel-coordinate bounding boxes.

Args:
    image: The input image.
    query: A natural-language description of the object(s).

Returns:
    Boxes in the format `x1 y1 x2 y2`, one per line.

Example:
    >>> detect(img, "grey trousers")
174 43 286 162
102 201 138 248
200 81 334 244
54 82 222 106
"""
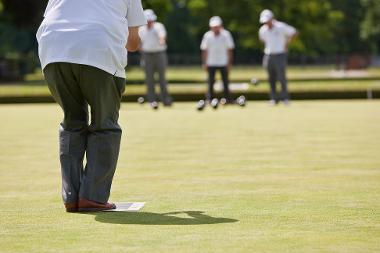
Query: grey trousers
263 53 289 101
43 63 125 204
142 51 172 104
207 66 231 101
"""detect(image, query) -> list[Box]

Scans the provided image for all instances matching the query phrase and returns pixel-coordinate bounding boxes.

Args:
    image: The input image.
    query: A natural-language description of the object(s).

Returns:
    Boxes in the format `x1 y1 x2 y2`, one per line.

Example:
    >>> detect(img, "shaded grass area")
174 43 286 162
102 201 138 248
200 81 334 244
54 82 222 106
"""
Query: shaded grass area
0 81 380 98
25 65 380 82
0 66 379 100
0 101 379 252
124 65 380 83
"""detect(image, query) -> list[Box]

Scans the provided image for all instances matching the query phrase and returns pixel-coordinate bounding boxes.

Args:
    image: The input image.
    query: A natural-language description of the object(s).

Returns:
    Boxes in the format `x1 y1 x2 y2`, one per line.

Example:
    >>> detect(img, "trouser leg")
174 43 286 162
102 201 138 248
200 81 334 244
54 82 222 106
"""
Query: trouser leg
207 67 217 101
77 65 125 204
143 53 157 103
275 54 289 101
220 67 231 102
58 126 87 204
266 55 278 101
43 63 88 204
156 52 172 105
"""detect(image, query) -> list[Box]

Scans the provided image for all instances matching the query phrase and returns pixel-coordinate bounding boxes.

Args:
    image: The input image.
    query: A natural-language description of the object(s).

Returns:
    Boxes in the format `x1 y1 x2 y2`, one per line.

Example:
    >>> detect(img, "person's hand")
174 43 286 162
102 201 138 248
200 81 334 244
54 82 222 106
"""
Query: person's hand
202 64 208 71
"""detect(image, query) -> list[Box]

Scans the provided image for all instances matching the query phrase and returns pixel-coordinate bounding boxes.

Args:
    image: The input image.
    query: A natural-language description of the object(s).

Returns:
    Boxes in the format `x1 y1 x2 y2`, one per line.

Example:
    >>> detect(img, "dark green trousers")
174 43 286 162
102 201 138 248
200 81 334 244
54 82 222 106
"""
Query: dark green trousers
44 63 125 204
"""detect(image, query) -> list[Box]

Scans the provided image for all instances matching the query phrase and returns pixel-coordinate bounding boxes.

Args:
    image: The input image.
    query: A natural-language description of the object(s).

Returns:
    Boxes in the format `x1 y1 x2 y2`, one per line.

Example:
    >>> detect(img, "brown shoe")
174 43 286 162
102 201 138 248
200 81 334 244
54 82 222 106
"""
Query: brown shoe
65 202 78 213
77 198 116 212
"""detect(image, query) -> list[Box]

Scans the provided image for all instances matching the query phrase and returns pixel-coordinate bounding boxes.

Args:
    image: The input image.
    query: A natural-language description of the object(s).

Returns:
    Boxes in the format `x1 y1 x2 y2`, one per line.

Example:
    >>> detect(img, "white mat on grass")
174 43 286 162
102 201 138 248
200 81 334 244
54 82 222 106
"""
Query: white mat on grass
103 202 145 212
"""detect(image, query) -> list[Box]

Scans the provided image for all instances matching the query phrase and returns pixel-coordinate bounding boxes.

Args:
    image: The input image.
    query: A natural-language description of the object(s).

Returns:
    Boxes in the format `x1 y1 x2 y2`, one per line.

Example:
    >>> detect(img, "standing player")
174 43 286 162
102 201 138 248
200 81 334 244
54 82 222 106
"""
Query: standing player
139 9 172 110
36 0 146 212
199 16 235 110
259 9 298 105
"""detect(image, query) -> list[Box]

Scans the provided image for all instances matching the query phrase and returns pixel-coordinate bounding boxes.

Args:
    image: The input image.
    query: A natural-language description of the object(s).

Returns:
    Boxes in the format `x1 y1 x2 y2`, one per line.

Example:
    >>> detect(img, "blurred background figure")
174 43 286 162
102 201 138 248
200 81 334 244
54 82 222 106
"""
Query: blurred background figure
259 9 298 105
199 16 235 110
139 9 172 110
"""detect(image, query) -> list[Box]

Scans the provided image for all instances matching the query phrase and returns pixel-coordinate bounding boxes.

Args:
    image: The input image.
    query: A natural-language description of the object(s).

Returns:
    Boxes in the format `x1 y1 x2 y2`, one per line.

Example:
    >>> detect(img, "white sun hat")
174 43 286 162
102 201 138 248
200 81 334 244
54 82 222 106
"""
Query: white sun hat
144 9 157 22
260 9 274 24
209 16 223 27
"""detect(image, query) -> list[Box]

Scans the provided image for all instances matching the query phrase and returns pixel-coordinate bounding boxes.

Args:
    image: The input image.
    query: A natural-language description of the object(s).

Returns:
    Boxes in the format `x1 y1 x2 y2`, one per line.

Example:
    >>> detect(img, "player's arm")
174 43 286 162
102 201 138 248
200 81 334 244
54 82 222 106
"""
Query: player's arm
125 0 146 52
159 35 166 46
126 27 141 52
200 34 208 71
227 32 235 71
228 49 234 71
284 26 298 52
158 24 167 46
285 31 298 53
258 28 265 43
201 50 208 71
287 30 298 44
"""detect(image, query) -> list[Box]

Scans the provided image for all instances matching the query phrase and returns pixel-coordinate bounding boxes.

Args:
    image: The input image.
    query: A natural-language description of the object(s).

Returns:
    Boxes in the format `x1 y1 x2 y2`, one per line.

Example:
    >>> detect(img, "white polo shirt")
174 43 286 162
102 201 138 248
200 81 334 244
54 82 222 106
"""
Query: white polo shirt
259 20 296 55
36 0 146 78
200 29 235 67
139 22 167 53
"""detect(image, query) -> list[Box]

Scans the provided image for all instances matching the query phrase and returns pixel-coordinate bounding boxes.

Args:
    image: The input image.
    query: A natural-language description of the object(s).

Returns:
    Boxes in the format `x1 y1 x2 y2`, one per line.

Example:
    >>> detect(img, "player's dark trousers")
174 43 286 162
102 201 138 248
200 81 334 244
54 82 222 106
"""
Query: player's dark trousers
264 53 289 101
207 66 231 101
142 51 172 104
43 63 125 205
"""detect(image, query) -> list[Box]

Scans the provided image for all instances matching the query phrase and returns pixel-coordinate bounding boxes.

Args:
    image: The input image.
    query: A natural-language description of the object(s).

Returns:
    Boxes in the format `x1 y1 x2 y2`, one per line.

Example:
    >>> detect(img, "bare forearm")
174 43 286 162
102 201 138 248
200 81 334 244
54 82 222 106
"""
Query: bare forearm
159 36 166 46
201 50 208 65
126 26 141 52
228 49 234 66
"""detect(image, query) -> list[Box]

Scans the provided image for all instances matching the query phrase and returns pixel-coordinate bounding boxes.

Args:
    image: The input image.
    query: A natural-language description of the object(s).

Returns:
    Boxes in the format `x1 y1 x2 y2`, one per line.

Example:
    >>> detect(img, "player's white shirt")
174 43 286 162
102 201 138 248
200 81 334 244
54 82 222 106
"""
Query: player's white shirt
259 20 296 55
200 29 235 67
36 0 146 78
139 22 167 53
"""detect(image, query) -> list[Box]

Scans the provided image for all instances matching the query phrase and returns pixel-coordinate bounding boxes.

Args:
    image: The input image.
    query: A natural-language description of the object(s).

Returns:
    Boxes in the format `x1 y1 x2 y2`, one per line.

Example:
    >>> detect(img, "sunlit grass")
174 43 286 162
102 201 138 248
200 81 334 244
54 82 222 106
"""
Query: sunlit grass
0 101 379 252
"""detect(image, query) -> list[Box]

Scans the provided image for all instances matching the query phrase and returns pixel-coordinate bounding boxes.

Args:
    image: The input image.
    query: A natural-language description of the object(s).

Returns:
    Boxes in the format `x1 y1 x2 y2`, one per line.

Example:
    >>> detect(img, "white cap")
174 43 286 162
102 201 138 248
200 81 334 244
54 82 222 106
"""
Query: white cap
144 9 157 22
209 16 223 27
260 9 274 24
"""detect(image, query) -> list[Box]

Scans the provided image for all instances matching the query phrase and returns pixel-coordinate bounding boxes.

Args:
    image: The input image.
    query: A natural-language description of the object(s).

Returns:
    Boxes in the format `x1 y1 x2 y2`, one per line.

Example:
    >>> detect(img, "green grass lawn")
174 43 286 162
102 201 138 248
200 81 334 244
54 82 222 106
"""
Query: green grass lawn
0 101 379 252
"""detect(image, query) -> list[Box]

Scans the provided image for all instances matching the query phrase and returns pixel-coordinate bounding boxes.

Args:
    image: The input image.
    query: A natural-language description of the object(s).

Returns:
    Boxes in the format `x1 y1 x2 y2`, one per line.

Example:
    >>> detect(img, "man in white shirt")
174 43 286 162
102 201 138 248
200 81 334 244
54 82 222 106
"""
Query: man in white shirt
200 16 235 107
139 9 172 109
36 0 146 212
259 9 298 105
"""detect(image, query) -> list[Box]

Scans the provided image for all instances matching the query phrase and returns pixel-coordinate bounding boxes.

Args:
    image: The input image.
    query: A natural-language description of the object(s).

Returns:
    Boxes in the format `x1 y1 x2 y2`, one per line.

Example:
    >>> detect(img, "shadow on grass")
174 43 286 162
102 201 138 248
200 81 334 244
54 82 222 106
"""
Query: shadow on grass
92 211 238 225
